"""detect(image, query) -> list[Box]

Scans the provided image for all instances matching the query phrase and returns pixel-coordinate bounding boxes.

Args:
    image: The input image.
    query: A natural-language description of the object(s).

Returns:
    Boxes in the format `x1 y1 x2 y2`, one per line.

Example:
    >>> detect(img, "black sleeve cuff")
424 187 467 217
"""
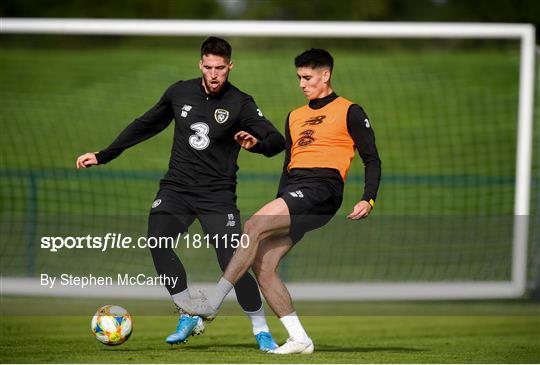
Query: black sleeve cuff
247 132 285 157
248 141 264 154
95 150 119 165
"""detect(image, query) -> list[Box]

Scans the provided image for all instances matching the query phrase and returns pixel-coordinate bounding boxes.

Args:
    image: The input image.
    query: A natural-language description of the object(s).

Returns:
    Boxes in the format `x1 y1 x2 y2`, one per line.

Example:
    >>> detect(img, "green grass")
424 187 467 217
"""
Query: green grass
0 45 523 216
1 40 539 345
1 297 539 363
0 39 538 363
1 44 532 282
0 46 521 179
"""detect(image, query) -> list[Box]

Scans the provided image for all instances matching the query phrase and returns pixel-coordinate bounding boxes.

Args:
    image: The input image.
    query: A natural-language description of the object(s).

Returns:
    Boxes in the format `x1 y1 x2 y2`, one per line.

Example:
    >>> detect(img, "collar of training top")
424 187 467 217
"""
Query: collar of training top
308 92 338 109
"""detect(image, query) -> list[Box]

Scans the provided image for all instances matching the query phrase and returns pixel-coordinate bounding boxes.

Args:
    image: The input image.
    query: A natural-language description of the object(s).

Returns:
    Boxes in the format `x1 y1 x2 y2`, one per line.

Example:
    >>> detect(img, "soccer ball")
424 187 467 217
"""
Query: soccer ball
91 305 132 346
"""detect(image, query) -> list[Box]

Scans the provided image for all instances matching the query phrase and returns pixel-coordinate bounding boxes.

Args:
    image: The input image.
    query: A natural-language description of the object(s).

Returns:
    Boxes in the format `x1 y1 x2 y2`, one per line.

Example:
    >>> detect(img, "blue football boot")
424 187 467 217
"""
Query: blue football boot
255 331 278 351
165 314 205 345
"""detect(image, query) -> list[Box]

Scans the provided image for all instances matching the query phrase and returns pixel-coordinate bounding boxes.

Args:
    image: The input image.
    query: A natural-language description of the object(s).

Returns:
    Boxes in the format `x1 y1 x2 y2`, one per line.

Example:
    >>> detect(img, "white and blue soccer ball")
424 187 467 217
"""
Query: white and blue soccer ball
91 305 132 346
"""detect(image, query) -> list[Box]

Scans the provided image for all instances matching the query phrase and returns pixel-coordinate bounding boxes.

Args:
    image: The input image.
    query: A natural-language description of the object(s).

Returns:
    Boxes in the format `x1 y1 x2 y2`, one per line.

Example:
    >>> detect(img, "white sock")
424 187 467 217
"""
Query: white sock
244 305 270 335
171 288 191 310
209 277 234 310
280 312 310 342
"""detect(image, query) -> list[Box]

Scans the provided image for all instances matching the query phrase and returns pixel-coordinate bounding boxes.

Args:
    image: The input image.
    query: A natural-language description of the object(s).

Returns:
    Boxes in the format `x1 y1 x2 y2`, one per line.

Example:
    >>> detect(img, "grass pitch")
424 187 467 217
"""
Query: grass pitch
1 297 539 363
0 45 532 283
1 40 539 364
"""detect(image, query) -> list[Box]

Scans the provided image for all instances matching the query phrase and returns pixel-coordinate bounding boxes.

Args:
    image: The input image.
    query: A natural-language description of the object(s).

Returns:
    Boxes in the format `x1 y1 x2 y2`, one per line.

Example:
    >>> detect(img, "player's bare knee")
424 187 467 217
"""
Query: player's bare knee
259 256 281 277
243 217 264 242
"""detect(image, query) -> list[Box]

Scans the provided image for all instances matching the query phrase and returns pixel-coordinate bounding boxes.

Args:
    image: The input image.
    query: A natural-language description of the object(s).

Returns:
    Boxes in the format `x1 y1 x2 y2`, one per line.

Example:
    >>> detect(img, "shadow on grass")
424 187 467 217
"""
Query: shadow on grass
163 343 426 354
166 343 256 351
101 348 146 352
316 345 426 353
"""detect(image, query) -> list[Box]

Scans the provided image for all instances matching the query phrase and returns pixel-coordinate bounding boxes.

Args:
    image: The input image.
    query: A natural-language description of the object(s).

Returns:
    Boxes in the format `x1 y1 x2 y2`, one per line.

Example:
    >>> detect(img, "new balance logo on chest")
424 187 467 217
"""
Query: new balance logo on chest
302 115 326 126
181 104 192 118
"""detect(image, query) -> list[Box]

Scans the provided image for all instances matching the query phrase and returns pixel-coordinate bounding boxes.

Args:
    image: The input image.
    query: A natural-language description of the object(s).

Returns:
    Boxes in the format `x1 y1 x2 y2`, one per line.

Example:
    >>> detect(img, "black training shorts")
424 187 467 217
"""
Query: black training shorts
277 168 344 244
149 187 241 238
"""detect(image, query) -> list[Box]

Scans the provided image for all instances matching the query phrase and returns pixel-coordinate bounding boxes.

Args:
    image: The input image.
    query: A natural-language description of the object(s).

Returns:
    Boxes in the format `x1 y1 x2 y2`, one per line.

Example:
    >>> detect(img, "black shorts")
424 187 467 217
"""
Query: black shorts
149 187 241 238
277 168 344 244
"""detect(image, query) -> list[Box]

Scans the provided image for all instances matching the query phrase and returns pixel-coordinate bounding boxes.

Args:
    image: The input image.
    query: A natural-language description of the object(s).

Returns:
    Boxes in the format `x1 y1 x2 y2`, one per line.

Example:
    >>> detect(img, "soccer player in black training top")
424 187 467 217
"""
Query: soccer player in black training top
76 37 283 351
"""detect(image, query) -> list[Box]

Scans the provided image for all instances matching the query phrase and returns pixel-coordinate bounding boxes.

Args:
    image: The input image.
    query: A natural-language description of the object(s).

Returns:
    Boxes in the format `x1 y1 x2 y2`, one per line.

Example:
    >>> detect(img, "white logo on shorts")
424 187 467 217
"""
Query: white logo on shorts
226 213 236 227
289 190 304 198
152 199 162 208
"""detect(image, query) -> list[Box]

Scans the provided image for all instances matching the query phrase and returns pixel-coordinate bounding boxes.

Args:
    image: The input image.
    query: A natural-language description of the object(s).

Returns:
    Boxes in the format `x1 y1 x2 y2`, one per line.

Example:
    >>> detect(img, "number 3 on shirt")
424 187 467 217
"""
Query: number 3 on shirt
189 122 210 150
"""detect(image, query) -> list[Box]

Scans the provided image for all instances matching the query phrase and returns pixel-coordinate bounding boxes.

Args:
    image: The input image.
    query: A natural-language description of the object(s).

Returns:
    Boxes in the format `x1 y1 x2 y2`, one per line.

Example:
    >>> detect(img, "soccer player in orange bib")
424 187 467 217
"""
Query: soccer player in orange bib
177 48 382 354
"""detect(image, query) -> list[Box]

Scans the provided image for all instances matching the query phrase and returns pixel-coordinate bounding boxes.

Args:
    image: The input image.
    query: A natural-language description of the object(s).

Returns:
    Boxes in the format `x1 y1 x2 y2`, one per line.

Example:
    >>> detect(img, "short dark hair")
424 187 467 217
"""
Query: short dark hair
200 36 232 60
294 48 333 71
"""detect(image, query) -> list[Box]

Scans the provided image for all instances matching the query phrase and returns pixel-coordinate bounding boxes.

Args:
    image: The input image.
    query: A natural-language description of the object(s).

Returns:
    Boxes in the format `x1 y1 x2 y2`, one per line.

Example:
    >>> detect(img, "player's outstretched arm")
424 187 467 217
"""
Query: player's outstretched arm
238 98 285 157
76 152 98 169
347 200 372 220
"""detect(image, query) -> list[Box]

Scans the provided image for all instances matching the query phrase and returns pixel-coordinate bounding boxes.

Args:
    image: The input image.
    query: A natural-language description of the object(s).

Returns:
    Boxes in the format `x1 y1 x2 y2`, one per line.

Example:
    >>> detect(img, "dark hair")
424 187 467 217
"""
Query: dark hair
294 48 333 71
200 36 232 60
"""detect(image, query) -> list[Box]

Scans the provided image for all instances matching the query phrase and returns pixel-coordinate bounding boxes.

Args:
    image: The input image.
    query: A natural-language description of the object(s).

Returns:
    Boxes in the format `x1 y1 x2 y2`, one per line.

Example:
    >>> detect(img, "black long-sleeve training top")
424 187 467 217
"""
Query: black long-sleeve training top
96 78 285 192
